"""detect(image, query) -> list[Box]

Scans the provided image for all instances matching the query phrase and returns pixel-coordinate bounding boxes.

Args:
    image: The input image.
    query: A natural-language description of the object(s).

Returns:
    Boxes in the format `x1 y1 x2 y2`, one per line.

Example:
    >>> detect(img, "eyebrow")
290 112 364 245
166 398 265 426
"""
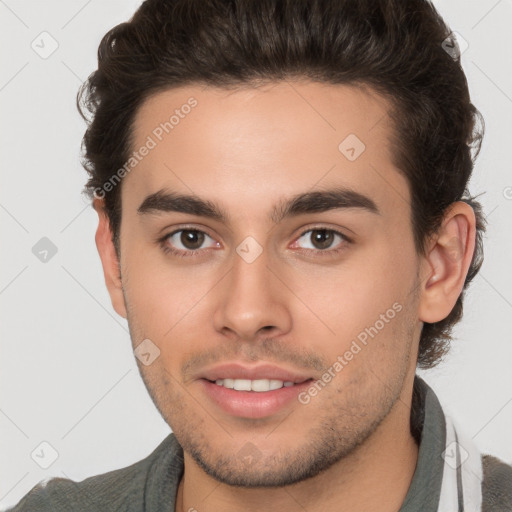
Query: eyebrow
137 187 380 223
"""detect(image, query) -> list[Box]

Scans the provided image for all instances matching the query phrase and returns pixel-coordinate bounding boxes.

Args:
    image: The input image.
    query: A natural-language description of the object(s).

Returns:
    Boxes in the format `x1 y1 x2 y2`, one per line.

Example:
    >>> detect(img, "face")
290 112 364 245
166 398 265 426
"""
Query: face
110 81 424 486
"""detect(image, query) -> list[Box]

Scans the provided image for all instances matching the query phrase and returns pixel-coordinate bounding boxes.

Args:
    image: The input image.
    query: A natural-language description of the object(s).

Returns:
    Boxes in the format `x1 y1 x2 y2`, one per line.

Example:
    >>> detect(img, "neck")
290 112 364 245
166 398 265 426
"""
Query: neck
176 380 419 512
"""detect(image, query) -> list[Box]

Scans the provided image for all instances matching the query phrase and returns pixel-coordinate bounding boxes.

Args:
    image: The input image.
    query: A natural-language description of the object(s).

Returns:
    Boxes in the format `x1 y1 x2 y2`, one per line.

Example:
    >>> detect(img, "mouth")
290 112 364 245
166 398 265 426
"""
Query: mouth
197 364 315 419
206 377 311 392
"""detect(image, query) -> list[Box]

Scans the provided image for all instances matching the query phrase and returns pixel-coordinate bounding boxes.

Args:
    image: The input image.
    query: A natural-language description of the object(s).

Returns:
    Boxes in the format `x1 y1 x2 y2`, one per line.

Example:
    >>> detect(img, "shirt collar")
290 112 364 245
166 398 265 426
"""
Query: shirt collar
399 375 447 512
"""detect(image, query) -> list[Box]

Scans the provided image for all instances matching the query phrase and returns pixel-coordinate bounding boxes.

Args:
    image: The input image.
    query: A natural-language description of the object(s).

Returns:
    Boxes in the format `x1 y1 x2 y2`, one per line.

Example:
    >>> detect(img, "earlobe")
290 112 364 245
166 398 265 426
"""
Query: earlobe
94 199 127 319
418 202 476 323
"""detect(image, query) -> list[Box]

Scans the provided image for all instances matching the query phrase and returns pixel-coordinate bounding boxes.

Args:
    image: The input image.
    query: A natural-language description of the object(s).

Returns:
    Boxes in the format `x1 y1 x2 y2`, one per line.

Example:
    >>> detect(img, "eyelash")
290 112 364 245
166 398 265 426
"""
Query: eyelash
157 226 352 259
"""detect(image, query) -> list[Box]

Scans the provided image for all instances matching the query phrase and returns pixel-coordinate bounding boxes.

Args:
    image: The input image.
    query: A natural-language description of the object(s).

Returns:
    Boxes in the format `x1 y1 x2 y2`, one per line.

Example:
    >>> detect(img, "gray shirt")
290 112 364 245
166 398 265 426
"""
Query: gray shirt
8 376 512 511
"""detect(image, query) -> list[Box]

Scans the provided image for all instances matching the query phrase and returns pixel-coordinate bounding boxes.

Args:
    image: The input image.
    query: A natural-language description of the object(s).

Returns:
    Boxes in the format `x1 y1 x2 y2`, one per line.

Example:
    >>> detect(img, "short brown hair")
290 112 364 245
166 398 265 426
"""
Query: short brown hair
78 0 486 368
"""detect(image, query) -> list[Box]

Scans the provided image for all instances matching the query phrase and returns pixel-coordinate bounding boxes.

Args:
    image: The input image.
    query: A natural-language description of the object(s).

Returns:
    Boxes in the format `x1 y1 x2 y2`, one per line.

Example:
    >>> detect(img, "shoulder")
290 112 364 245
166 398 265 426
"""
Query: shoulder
482 454 512 512
6 434 183 512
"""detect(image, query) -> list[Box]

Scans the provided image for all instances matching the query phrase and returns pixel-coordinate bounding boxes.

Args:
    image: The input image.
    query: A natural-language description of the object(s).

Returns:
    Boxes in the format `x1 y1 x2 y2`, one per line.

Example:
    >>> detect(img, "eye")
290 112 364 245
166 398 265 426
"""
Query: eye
293 228 349 253
158 226 350 259
160 228 219 257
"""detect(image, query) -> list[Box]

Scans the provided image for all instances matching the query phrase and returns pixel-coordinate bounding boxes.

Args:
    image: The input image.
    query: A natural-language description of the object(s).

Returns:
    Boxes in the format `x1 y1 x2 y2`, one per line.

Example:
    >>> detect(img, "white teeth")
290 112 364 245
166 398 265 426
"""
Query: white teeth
251 379 271 392
269 379 284 391
223 378 235 388
213 378 295 392
234 379 252 391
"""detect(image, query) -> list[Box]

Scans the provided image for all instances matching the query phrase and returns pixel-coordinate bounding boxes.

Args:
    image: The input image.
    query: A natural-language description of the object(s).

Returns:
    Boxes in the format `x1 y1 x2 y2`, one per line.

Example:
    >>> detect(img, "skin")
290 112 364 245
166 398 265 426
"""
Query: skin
95 81 476 512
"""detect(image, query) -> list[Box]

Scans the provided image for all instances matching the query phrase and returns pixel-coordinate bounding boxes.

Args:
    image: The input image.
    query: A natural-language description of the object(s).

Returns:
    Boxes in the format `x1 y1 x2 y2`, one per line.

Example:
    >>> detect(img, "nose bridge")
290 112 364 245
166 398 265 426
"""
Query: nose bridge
231 242 272 298
213 239 292 339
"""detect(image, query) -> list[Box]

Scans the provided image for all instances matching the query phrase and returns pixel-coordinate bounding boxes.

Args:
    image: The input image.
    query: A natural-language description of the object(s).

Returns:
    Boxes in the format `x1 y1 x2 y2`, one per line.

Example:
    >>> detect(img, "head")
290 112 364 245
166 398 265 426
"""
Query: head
81 0 485 487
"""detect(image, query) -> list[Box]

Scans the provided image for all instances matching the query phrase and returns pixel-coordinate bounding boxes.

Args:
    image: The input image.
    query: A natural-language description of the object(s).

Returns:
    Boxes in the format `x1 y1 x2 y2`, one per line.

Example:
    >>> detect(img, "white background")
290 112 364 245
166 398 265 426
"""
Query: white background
1 0 511 508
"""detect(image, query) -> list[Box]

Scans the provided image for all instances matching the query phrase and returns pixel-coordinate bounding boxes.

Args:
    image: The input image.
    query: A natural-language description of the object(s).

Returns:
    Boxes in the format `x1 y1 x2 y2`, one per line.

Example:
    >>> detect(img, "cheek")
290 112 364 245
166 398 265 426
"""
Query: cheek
284 241 418 358
122 250 220 345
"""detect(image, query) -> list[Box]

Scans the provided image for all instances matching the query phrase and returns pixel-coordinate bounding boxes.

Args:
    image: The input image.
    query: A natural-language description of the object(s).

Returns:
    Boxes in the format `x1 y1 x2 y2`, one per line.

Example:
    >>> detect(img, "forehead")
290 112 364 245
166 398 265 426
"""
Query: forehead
124 80 408 221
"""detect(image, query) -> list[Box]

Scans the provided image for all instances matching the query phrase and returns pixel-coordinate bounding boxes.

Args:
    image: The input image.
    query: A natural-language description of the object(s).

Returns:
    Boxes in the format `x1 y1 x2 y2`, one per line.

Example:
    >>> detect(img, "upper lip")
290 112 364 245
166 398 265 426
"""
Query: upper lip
199 363 314 384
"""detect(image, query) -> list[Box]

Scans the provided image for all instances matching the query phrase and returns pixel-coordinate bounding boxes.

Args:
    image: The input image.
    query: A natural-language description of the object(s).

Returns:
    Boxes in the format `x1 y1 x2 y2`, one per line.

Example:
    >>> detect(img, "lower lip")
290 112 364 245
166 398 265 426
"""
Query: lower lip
199 379 313 419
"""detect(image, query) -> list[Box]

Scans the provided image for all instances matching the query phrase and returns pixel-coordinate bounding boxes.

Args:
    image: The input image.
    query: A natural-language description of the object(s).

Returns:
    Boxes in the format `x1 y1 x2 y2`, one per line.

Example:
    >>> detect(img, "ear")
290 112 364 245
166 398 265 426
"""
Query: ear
418 201 476 323
93 199 127 319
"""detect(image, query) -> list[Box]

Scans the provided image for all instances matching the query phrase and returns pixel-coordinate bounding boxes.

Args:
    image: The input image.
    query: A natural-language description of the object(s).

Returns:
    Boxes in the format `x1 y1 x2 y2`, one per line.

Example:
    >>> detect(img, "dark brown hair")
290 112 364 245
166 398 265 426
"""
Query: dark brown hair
78 0 486 368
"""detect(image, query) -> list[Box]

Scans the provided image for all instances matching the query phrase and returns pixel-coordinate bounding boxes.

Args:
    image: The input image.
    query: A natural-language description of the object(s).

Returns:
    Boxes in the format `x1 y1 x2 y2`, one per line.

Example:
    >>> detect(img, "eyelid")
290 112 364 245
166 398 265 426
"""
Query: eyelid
294 224 353 244
157 222 216 239
159 226 220 250
289 225 352 252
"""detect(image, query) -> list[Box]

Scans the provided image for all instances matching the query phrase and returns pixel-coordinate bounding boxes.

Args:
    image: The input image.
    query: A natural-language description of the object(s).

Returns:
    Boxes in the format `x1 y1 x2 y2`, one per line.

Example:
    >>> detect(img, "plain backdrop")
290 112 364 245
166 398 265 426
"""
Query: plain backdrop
1 0 511 509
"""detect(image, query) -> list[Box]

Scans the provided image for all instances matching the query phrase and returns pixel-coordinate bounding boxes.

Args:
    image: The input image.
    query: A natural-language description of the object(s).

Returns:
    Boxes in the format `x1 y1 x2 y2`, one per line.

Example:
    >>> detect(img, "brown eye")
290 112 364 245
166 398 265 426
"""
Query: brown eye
310 230 335 250
292 226 352 257
164 229 215 253
179 230 205 250
297 229 344 250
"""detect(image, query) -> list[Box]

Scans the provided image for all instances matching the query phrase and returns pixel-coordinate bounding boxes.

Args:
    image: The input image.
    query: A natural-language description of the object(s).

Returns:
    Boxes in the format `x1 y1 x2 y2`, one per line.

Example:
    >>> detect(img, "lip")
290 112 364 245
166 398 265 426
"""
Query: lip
199 363 313 383
196 362 315 419
200 378 313 419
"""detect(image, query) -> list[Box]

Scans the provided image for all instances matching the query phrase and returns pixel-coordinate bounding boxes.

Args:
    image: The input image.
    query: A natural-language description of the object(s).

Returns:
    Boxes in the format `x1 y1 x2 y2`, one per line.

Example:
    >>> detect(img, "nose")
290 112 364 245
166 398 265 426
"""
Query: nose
212 245 292 342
